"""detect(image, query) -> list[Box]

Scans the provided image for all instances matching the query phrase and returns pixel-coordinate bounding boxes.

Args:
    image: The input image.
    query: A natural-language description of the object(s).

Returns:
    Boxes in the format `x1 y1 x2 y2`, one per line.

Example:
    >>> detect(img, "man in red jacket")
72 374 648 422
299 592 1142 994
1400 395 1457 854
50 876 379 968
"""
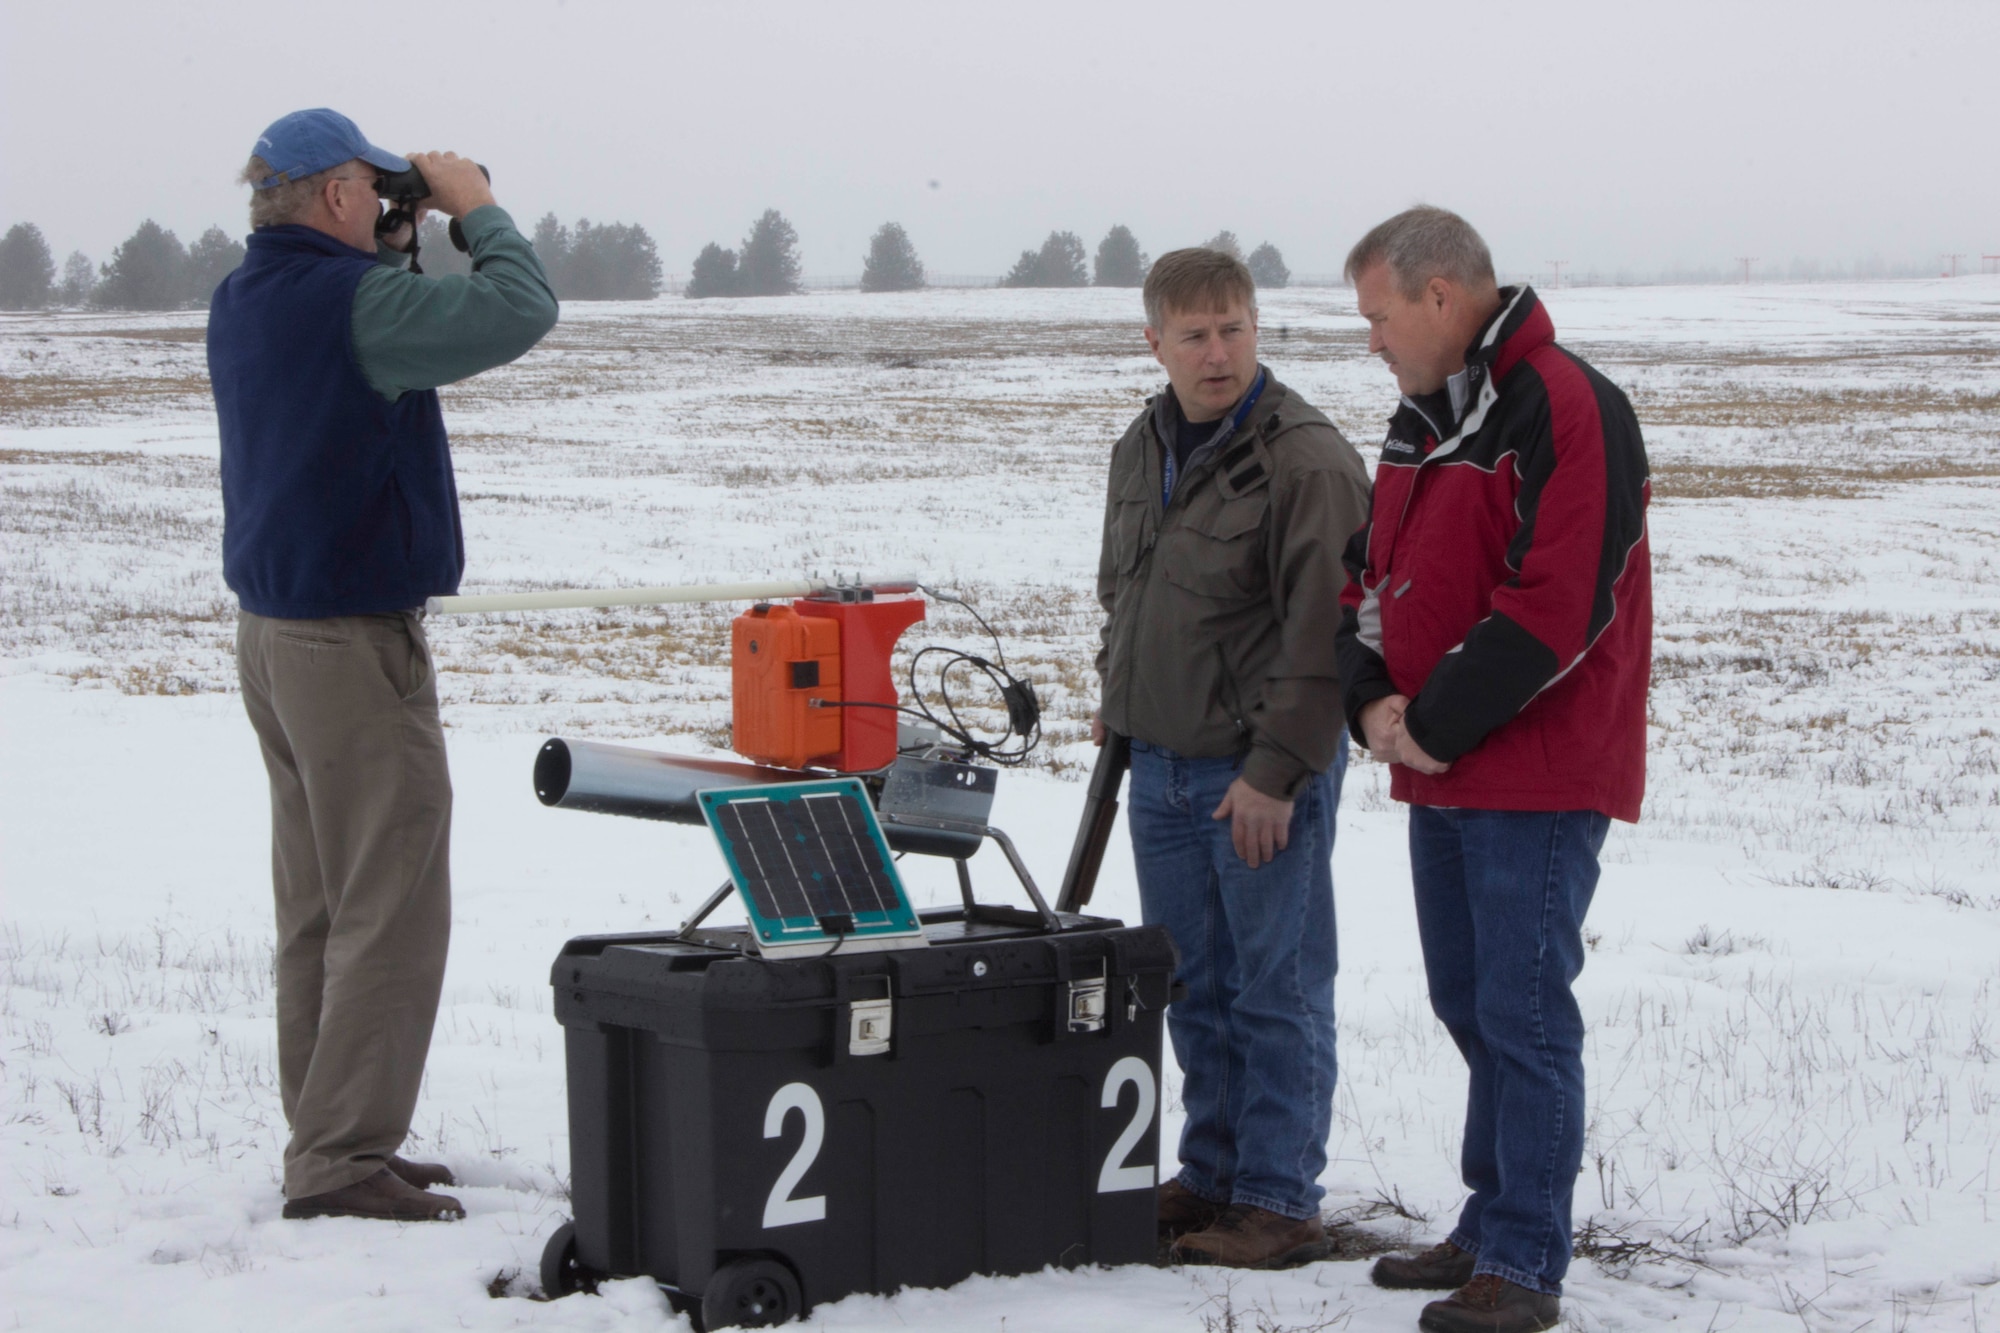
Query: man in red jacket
1334 207 1651 1333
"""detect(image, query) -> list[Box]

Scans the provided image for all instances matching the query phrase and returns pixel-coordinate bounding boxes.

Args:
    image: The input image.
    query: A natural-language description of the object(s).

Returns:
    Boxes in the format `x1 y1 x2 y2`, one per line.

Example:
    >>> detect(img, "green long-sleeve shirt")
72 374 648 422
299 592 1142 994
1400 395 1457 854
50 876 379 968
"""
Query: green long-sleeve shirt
352 204 558 400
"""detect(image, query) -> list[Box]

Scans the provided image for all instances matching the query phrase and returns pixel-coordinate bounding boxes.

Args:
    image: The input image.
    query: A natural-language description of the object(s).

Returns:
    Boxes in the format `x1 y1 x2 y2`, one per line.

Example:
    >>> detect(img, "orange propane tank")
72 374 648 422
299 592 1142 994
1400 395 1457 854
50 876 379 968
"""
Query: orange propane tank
730 593 927 772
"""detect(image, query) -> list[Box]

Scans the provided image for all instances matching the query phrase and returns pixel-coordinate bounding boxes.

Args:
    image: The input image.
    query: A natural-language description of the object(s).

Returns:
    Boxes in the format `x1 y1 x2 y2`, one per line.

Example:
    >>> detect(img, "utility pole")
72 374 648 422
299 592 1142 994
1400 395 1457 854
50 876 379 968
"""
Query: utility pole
1545 260 1568 290
1942 253 1965 277
1735 257 1757 284
1984 254 2000 275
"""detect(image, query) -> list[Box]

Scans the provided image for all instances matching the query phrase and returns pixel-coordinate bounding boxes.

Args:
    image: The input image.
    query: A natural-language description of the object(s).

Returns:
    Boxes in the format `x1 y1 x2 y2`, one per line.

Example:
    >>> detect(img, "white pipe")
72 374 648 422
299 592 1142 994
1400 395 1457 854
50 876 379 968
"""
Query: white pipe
424 576 919 616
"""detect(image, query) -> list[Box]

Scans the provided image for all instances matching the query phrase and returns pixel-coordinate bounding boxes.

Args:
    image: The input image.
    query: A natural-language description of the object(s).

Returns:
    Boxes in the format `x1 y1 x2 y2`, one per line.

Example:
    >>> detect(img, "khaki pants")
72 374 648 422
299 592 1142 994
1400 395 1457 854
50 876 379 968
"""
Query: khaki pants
236 610 452 1198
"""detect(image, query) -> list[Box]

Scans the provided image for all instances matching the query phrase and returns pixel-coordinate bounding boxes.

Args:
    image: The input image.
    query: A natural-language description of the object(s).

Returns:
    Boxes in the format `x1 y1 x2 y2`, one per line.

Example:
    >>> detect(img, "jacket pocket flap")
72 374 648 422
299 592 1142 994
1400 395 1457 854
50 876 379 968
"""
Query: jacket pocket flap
1195 495 1267 542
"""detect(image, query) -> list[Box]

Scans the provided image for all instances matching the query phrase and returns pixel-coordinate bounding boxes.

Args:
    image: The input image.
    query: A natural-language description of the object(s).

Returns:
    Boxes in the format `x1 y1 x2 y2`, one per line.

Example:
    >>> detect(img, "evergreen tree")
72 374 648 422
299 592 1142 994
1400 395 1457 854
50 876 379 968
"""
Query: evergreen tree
563 219 608 299
532 212 571 291
185 226 246 304
1247 241 1290 289
56 251 94 307
1001 248 1039 288
686 242 742 298
1201 230 1244 261
1001 230 1089 288
603 222 663 300
414 215 472 278
1092 224 1149 287
92 219 189 310
0 223 56 309
737 209 802 296
860 222 925 292
566 220 662 300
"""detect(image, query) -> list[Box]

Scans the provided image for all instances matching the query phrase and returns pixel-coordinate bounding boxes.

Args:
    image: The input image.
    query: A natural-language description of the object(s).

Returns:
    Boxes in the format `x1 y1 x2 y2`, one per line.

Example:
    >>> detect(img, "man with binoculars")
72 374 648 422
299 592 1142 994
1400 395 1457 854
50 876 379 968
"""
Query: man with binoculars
207 107 557 1222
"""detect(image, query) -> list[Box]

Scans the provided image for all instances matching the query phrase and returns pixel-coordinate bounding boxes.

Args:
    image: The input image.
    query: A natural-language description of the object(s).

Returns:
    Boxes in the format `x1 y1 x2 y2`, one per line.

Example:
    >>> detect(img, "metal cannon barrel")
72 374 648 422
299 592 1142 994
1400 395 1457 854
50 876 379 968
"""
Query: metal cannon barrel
532 738 981 859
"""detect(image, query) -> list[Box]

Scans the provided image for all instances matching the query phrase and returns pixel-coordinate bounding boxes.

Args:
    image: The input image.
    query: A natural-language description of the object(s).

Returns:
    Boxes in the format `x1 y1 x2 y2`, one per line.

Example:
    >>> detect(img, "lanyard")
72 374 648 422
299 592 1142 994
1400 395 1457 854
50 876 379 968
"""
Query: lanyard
1163 369 1266 510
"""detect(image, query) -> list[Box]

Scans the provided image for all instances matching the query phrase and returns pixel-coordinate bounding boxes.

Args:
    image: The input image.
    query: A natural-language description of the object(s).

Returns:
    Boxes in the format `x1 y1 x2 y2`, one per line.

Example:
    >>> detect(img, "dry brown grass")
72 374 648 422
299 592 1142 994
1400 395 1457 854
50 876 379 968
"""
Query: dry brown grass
0 373 214 424
1634 385 2000 430
1652 458 2000 500
47 327 210 344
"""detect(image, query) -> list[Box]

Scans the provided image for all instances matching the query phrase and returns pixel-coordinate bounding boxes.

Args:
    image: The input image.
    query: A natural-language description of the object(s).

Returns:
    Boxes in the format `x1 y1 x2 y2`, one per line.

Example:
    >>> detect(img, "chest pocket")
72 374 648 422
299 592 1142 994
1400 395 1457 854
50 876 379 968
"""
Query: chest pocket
1161 492 1269 601
1111 499 1154 575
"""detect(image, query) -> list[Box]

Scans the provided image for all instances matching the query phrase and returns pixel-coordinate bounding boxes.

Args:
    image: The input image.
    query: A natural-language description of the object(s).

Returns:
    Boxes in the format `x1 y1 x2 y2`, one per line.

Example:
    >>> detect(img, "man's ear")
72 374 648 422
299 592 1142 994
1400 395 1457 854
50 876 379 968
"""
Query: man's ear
1143 325 1163 361
1426 276 1453 313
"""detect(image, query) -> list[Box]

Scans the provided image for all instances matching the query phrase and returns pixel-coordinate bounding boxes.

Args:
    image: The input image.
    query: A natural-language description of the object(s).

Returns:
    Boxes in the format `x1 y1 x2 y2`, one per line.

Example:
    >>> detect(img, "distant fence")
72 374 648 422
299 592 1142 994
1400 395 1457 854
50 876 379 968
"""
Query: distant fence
794 273 1355 291
797 274 1001 290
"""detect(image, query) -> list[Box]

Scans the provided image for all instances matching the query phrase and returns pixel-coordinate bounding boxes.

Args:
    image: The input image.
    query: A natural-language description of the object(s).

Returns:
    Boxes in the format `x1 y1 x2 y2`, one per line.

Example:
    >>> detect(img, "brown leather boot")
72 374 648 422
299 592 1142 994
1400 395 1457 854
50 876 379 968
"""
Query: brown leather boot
1157 1180 1227 1243
1372 1239 1477 1289
1418 1274 1560 1333
282 1167 465 1222
1170 1203 1330 1269
387 1155 456 1190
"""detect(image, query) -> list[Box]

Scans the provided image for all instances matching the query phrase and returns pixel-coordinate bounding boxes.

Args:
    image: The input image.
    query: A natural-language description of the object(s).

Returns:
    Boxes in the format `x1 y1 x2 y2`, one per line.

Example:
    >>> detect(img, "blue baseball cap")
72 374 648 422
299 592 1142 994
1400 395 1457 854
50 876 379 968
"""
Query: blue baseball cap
251 108 409 189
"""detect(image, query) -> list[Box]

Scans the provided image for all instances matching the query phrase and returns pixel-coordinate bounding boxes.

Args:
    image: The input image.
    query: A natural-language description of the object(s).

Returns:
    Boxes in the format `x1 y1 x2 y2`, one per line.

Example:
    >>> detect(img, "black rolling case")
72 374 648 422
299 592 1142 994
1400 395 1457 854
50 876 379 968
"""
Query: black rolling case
543 906 1175 1328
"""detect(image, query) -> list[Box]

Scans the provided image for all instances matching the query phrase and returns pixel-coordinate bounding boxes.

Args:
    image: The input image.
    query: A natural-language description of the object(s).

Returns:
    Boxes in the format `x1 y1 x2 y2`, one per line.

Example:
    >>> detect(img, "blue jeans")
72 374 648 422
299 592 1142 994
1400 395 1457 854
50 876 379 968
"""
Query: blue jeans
1409 805 1610 1295
1127 737 1344 1220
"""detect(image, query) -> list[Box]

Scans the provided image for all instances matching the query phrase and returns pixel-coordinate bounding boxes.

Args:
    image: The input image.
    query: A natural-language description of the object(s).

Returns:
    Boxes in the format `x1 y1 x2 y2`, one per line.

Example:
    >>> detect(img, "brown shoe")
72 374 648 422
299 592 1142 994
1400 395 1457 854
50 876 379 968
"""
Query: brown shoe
388 1155 457 1190
282 1167 465 1222
1419 1274 1560 1333
1157 1180 1227 1243
1170 1203 1330 1269
1372 1239 1478 1290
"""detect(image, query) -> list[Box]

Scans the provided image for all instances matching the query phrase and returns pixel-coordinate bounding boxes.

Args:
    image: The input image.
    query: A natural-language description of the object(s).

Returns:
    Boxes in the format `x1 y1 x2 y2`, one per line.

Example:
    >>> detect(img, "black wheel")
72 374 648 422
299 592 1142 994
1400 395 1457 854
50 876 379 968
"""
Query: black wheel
539 1221 601 1298
700 1256 803 1329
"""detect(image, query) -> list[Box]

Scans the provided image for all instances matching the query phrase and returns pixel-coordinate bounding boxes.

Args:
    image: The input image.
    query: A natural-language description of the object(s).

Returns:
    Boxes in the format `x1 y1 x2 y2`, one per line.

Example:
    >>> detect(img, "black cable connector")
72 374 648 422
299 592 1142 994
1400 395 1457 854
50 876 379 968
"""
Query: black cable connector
1001 679 1040 738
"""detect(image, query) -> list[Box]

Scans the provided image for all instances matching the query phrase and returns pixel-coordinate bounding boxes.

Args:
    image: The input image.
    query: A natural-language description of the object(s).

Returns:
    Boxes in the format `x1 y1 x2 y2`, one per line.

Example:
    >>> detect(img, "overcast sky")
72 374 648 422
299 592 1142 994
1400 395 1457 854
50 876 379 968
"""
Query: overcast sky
4 0 1996 280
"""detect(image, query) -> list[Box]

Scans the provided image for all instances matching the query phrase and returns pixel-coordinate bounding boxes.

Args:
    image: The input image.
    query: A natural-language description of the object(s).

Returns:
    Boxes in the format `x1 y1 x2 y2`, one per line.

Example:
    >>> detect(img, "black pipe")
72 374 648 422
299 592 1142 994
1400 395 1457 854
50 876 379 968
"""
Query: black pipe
1054 732 1129 913
533 738 981 858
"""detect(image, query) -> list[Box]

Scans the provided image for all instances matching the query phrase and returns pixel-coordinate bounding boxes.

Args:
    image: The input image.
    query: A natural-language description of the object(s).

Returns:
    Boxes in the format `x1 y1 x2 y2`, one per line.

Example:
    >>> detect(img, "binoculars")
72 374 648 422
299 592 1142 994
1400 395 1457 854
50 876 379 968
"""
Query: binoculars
373 162 490 255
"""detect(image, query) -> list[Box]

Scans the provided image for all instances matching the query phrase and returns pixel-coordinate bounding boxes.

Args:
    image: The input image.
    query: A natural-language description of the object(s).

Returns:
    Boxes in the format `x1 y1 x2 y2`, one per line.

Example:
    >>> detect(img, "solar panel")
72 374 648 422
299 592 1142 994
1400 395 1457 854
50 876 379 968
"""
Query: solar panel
698 778 926 956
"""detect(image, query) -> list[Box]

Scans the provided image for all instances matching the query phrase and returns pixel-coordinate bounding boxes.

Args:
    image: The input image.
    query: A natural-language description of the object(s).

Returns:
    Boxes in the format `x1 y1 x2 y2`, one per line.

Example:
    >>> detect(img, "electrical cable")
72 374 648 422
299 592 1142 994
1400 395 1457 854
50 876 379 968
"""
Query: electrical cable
807 584 1042 768
909 583 1040 765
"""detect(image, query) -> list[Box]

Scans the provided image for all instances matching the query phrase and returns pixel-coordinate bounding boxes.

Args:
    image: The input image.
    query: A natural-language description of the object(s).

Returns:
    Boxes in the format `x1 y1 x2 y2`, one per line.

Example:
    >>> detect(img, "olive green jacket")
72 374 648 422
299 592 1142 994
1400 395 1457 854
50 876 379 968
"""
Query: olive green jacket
1095 370 1370 799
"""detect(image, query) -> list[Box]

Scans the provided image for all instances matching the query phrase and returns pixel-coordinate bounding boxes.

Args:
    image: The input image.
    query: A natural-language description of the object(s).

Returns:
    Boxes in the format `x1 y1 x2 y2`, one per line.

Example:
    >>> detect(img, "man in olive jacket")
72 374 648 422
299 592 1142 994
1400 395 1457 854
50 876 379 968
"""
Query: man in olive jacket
1094 247 1370 1267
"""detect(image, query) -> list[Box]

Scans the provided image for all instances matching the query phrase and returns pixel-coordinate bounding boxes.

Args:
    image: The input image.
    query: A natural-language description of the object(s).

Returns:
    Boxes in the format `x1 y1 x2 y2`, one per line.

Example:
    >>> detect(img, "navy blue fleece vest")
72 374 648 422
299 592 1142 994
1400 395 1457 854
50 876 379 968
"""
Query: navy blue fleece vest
209 225 463 619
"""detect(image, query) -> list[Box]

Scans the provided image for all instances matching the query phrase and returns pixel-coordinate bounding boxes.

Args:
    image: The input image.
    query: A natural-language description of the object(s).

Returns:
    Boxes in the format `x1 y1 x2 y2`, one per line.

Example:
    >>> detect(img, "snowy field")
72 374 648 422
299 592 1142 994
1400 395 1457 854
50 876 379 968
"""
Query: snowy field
3 278 1999 1332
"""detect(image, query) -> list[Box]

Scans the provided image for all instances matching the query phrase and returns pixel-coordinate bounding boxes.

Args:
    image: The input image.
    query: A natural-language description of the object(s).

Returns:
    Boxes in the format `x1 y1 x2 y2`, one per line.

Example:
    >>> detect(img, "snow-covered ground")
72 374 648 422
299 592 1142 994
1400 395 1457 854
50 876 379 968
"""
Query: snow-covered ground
3 278 1998 1331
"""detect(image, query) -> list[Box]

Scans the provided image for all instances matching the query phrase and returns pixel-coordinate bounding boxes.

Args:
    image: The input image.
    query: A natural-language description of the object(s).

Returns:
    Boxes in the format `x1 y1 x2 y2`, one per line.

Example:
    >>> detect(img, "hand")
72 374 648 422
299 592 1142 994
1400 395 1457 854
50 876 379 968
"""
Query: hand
1358 694 1408 761
1212 777 1294 870
1391 717 1451 775
405 151 496 218
1090 712 1105 747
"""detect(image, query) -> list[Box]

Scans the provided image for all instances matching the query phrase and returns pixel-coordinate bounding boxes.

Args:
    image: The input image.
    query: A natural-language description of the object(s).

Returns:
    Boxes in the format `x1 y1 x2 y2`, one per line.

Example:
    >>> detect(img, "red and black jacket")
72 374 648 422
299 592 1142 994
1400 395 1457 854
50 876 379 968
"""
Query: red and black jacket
1336 286 1652 822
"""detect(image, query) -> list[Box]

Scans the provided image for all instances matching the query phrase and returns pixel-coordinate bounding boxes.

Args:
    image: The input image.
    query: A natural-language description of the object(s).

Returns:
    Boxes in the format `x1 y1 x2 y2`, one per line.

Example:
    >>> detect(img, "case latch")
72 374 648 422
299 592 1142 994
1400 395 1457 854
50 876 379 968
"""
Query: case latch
1066 977 1108 1033
849 996 894 1055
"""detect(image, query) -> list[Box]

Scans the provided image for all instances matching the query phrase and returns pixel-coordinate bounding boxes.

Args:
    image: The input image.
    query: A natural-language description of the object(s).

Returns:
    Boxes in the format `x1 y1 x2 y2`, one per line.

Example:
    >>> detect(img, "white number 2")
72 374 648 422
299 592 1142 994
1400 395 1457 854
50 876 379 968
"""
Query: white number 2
1097 1055 1157 1193
762 1082 827 1227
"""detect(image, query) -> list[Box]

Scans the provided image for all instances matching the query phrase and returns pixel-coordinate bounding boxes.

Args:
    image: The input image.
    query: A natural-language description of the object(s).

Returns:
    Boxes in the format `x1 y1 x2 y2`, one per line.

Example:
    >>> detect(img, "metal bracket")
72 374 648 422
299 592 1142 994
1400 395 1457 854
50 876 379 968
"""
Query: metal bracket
849 997 893 1056
676 879 737 941
1067 977 1108 1033
982 825 1063 933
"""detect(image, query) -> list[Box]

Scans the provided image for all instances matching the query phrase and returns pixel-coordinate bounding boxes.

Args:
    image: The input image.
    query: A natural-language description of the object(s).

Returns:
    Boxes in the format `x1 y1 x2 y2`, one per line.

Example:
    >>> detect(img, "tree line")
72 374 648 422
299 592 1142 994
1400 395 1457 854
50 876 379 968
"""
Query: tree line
0 220 247 311
0 212 665 310
2 211 1294 310
1002 227 1289 289
681 213 1290 298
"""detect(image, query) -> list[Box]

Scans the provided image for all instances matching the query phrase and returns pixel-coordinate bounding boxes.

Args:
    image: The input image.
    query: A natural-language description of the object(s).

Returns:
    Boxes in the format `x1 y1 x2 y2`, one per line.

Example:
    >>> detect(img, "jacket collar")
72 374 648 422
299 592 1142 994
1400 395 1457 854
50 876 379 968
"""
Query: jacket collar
1145 367 1282 505
1475 284 1554 384
245 224 378 263
1394 286 1552 458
